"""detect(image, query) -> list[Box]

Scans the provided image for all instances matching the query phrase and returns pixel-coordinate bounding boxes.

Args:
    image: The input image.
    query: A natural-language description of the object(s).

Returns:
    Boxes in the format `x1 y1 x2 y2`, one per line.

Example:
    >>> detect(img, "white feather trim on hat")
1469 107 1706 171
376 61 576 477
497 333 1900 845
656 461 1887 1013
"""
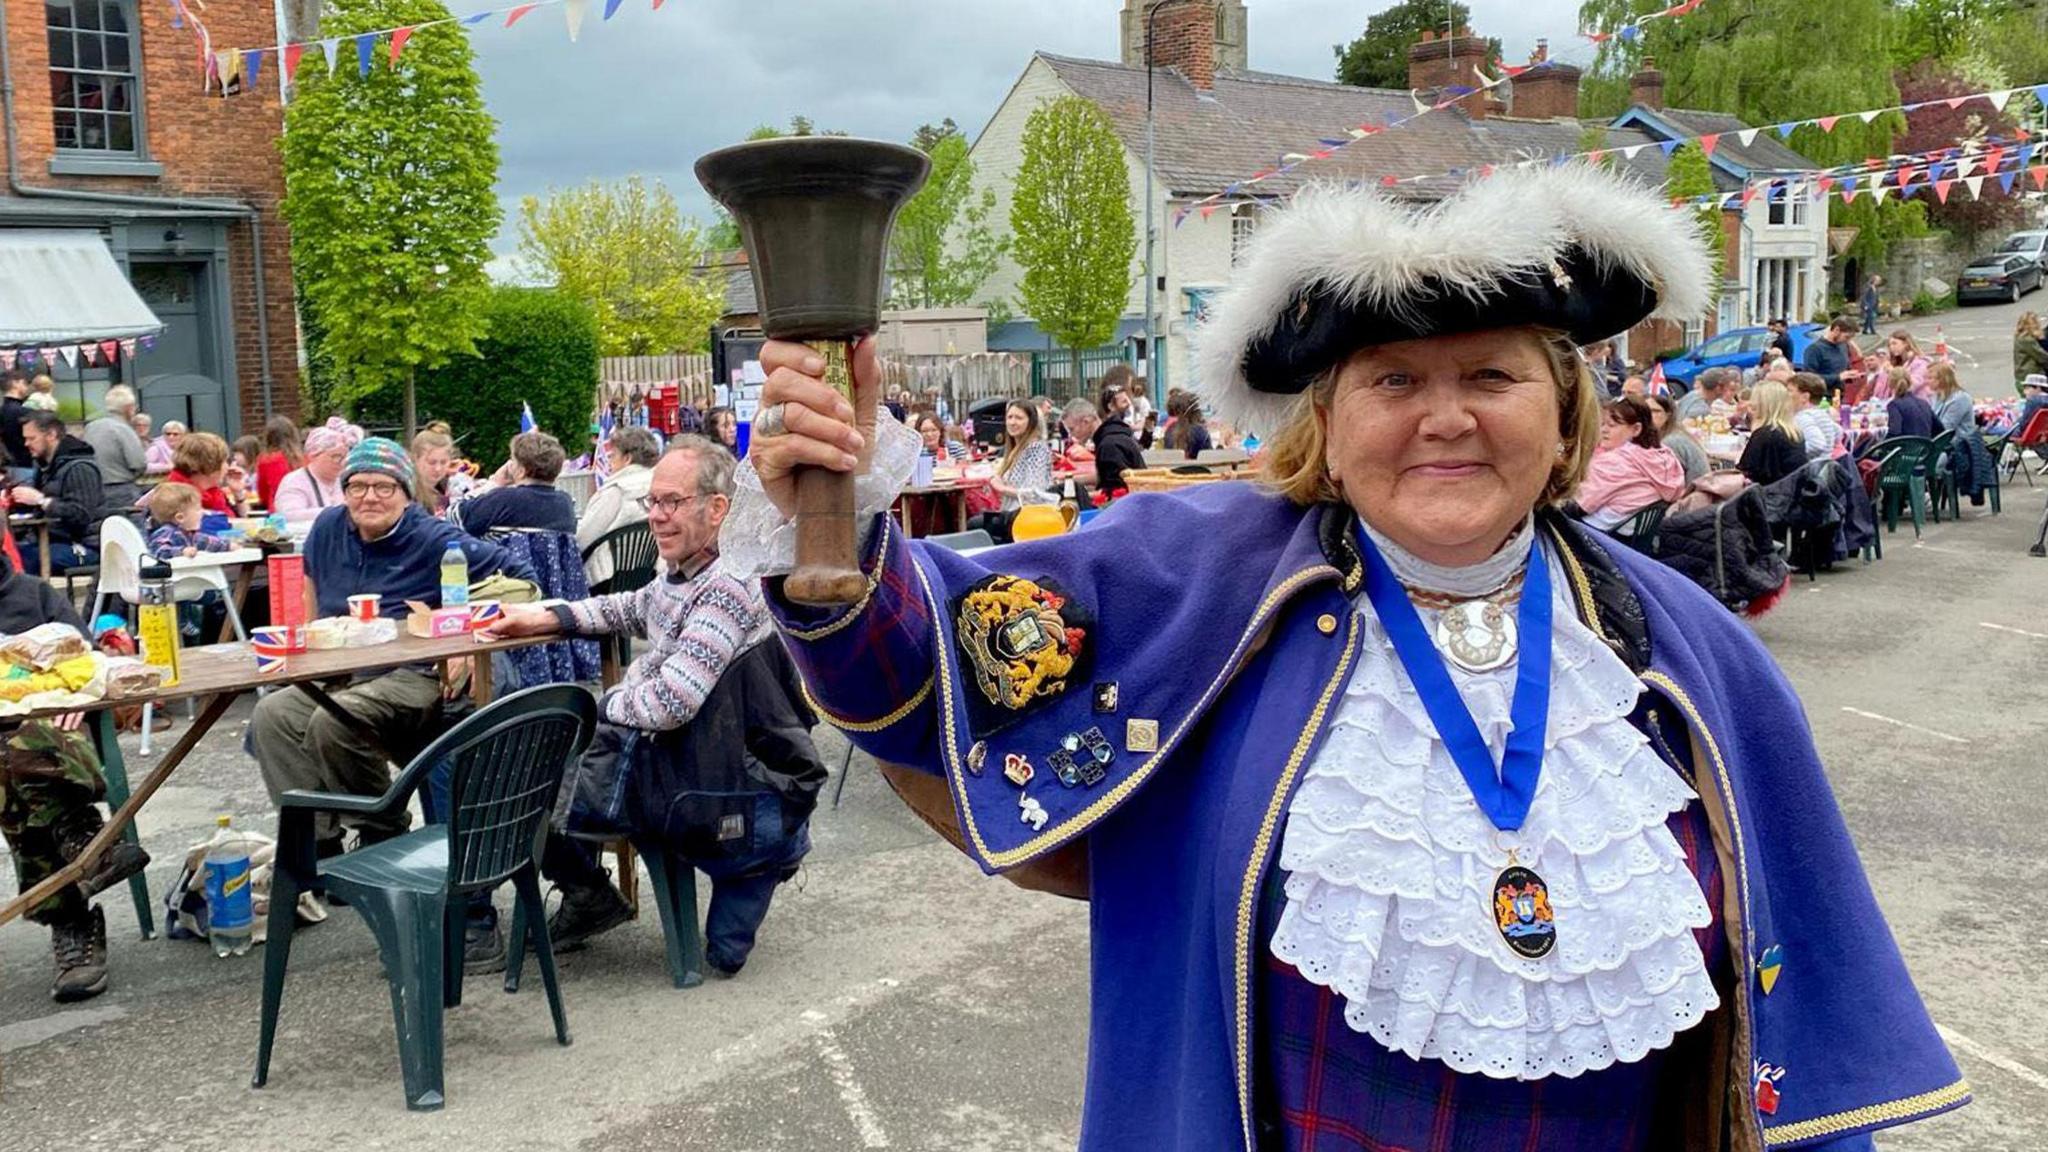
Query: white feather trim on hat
1193 164 1718 436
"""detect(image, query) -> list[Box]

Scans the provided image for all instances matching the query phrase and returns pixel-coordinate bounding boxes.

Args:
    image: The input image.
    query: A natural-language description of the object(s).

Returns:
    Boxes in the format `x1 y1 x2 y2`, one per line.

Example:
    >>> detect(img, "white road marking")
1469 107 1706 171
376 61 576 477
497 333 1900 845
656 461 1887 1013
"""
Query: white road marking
0 1004 128 1054
1840 707 1970 744
802 1008 890 1148
1938 1023 2048 1095
1980 621 2048 640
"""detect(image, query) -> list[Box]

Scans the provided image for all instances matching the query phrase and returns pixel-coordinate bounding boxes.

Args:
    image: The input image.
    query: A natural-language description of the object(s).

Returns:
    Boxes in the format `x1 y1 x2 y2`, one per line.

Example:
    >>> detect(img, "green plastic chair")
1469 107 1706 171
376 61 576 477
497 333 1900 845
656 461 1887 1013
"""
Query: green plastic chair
507 838 706 991
1924 429 1957 522
1608 502 1669 556
1874 437 1935 538
582 521 658 667
253 684 598 1111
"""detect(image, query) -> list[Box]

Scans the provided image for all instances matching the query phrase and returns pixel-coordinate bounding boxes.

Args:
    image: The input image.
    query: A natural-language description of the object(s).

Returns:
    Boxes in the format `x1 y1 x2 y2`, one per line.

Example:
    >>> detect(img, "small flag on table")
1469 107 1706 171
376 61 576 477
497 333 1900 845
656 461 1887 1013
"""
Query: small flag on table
1647 362 1669 397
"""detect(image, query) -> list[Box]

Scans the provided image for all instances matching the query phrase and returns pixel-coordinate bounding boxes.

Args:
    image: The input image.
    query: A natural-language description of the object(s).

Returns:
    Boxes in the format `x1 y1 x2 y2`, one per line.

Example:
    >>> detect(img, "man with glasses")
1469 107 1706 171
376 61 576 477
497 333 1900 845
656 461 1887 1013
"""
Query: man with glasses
249 438 536 864
486 436 824 976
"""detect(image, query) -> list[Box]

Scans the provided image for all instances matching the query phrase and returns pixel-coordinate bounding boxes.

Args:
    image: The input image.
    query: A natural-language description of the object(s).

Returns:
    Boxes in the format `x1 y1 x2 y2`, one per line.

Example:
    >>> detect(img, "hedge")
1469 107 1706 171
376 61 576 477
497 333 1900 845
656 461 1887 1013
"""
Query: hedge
357 286 600 472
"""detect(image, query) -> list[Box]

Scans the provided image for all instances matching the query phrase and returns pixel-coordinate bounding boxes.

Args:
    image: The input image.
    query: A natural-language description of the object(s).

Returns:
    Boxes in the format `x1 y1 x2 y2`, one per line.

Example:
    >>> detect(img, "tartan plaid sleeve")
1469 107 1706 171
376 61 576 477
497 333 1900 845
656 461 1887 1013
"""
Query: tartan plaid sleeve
767 513 939 770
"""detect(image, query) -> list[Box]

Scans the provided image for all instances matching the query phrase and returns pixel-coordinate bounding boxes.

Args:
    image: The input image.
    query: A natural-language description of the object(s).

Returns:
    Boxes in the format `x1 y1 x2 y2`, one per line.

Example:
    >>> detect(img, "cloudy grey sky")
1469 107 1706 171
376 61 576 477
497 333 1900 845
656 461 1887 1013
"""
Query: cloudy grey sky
468 0 1587 261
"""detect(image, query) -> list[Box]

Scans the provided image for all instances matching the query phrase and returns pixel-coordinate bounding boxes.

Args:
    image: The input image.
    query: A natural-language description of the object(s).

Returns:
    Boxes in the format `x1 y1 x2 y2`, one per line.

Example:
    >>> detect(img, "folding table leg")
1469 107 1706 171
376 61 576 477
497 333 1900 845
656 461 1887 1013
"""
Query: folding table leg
91 710 154 939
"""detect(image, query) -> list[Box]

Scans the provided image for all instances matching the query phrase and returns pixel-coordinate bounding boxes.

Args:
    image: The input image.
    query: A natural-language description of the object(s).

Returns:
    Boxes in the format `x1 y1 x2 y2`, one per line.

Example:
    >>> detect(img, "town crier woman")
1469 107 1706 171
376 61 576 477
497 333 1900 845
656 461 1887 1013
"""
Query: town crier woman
719 163 1967 1151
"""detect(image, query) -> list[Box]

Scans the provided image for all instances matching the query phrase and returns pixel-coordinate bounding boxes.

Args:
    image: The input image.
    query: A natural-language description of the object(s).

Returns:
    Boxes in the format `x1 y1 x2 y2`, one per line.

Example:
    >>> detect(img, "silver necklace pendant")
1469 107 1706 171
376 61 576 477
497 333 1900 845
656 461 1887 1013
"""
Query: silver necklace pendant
1434 598 1519 673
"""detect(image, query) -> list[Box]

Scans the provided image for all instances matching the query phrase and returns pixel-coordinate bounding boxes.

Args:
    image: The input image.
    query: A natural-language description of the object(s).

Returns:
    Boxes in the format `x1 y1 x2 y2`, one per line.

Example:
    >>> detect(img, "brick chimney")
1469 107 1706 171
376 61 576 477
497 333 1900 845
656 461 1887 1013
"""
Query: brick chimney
1511 39 1582 120
1147 0 1218 91
1407 27 1493 120
1629 57 1666 110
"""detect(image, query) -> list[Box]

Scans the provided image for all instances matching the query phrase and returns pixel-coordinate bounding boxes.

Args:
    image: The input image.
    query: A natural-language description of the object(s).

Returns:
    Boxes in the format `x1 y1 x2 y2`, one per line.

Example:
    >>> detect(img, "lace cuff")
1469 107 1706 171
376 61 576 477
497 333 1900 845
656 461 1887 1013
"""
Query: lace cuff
717 408 923 581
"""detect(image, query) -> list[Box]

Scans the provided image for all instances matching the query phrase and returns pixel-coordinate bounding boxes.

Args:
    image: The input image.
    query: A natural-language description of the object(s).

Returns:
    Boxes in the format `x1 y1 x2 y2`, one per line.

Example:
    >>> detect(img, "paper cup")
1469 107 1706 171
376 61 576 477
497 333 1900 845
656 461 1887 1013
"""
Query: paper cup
252 625 291 648
466 600 503 628
253 647 288 675
347 594 380 622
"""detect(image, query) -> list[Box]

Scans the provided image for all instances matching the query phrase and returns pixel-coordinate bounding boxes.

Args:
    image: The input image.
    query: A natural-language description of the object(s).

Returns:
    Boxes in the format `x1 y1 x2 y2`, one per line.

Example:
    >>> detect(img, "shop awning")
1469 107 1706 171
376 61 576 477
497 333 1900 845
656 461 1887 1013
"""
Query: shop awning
0 229 163 348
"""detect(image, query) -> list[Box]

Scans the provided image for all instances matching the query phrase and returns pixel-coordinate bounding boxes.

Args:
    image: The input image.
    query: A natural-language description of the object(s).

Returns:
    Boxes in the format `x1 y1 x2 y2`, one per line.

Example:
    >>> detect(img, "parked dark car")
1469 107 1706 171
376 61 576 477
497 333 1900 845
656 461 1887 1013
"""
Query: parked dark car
1657 323 1821 389
1958 252 2045 304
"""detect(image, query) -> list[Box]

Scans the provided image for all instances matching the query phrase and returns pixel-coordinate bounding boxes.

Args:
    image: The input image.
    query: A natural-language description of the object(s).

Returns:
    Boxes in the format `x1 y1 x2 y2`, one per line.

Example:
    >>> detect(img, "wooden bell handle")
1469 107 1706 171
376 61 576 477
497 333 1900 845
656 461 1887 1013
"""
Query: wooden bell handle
781 340 868 606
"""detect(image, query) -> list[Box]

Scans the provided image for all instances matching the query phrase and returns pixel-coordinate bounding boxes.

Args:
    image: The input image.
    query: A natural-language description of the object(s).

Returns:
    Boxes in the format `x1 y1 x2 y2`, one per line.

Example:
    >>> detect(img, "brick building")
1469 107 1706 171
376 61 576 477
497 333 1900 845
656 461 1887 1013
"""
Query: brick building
967 2 1828 395
0 0 299 435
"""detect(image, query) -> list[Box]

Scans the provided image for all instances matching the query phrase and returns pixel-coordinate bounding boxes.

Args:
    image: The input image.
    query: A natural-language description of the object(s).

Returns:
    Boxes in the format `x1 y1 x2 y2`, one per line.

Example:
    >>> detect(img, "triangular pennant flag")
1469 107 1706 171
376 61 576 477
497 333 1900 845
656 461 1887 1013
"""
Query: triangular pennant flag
1841 183 1860 204
213 49 240 90
461 10 494 24
1380 175 1398 187
1816 175 1835 197
1775 122 1796 138
120 339 137 358
2001 169 2019 195
355 33 375 76
1899 166 1919 188
1945 96 1969 110
1859 108 1883 124
2031 164 2047 190
1989 89 2014 112
100 340 119 363
1984 146 2006 174
283 43 305 85
1199 203 1217 220
1955 156 1976 178
1873 184 1892 202
505 3 539 27
1622 144 1644 160
321 38 340 73
1619 24 1640 41
1737 128 1759 147
1740 183 1761 206
1934 178 1953 203
58 345 77 367
1720 191 1740 209
80 343 98 366
1818 116 1839 133
565 0 589 41
1869 170 1885 192
603 0 626 18
652 0 668 8
389 26 414 66
2034 85 2048 107
1964 174 1985 200
242 48 263 88
1698 133 1721 157
1280 152 1308 163
1659 138 1680 156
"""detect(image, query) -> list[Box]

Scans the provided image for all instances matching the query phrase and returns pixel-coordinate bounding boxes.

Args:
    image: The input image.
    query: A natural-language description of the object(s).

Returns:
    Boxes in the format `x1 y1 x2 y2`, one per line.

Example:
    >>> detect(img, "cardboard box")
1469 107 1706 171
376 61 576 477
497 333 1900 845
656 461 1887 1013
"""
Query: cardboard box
406 607 472 639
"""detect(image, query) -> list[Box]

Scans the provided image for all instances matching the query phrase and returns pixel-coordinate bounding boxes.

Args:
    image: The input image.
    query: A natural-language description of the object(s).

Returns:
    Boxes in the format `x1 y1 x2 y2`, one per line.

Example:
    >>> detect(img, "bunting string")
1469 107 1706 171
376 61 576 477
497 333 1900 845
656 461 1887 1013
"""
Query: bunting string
201 0 656 92
1176 75 2048 227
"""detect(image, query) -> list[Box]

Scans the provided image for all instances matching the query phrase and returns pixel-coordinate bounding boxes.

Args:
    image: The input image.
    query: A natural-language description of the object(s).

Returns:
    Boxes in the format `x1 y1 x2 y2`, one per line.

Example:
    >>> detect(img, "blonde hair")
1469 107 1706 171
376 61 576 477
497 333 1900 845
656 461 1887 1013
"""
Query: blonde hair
1259 327 1601 507
148 481 202 524
410 429 454 507
1882 366 1911 400
1928 359 1962 399
1750 381 1801 440
2018 312 2043 341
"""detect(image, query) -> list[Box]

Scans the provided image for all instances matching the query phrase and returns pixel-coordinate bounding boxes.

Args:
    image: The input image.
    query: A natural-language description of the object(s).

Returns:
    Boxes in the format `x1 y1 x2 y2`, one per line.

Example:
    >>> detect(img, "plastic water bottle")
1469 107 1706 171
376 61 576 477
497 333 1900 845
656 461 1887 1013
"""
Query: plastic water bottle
439 541 469 608
203 816 254 957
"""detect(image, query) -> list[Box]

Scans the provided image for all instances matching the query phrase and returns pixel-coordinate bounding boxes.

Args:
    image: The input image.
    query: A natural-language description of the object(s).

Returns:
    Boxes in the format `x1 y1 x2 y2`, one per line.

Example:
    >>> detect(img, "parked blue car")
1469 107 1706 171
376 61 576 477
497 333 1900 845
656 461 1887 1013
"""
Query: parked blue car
1656 323 1821 389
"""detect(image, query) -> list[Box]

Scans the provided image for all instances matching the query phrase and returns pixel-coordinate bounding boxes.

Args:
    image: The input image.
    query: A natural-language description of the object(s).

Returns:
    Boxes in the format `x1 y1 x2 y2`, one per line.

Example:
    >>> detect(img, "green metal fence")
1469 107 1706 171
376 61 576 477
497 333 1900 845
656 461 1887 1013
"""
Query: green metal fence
1028 346 1134 403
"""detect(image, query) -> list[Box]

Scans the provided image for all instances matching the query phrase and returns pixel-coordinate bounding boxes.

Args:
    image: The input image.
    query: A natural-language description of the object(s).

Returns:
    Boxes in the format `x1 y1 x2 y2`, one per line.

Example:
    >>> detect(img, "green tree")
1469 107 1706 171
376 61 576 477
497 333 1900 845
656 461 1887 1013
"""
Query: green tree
279 0 499 436
1577 0 1910 267
913 118 962 152
888 133 1006 310
1334 0 1499 89
1664 142 1724 294
1010 96 1137 382
706 118 844 249
516 177 722 356
416 288 600 472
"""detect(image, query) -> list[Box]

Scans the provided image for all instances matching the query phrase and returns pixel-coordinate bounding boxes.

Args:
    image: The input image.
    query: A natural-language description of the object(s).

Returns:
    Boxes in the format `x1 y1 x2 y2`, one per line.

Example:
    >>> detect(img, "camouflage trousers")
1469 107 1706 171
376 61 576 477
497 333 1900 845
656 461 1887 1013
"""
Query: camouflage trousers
0 721 106 926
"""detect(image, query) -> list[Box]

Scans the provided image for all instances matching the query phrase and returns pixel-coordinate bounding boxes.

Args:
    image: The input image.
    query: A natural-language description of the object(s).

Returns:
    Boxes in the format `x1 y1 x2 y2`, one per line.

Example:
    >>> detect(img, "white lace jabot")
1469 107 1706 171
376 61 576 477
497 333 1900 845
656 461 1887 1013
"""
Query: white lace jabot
1268 527 1718 1081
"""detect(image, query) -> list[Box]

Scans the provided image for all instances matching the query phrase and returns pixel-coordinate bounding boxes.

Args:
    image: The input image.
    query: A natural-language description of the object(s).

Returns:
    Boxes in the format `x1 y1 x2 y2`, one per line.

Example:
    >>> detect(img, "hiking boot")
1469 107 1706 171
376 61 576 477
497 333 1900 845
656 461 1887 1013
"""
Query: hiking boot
51 907 108 1003
463 920 506 975
546 883 632 952
54 812 152 901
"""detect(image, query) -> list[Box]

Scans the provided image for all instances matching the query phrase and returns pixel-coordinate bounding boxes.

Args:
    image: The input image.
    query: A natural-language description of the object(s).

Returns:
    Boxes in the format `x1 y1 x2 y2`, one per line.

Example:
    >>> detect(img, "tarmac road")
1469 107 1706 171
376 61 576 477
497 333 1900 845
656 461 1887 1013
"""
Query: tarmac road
1 303 2044 1149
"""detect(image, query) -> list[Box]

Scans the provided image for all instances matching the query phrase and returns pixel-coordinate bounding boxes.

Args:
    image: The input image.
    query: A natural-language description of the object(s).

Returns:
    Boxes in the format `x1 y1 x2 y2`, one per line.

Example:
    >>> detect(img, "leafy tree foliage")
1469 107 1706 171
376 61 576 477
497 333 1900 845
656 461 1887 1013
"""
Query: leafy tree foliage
279 0 499 433
1893 59 2029 243
1334 0 1498 89
517 177 722 356
888 133 1006 311
1664 142 1725 290
1010 97 1137 380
